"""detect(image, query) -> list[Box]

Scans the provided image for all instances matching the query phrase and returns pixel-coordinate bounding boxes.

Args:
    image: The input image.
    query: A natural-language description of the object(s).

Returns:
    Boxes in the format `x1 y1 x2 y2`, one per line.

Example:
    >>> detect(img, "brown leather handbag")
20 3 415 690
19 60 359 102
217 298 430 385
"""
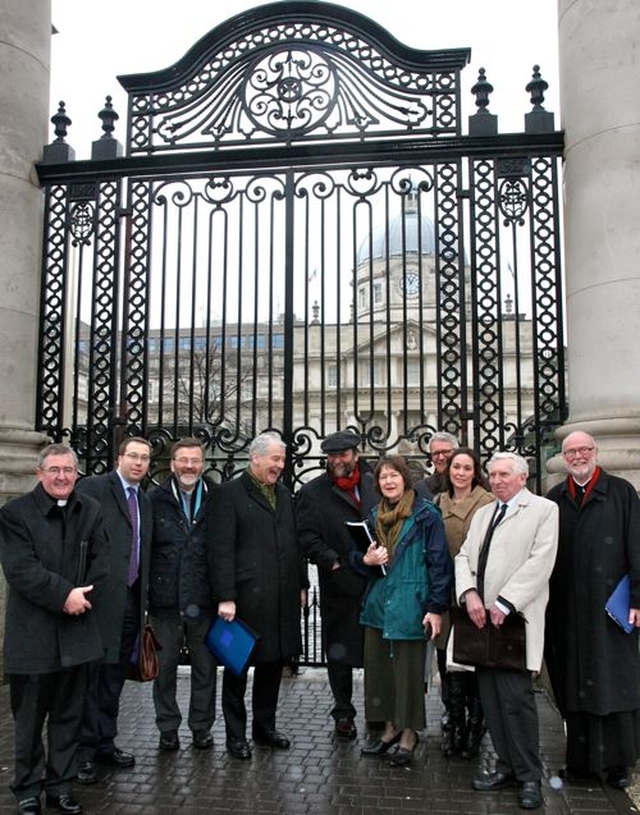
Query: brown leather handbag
127 624 162 682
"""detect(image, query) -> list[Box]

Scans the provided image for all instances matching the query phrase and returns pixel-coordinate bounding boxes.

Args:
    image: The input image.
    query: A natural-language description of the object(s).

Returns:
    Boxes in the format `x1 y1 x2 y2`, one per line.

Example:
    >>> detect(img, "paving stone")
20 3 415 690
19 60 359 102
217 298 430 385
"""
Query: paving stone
0 668 636 813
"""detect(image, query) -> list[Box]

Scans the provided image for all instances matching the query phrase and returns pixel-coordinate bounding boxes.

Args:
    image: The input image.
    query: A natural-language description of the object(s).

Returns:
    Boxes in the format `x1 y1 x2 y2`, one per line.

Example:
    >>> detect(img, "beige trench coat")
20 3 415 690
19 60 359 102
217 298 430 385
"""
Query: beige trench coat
453 489 559 672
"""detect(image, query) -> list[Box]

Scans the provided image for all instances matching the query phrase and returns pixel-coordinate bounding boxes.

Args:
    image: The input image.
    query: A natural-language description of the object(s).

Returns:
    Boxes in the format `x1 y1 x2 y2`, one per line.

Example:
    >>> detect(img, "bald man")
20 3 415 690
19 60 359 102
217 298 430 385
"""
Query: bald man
545 431 640 789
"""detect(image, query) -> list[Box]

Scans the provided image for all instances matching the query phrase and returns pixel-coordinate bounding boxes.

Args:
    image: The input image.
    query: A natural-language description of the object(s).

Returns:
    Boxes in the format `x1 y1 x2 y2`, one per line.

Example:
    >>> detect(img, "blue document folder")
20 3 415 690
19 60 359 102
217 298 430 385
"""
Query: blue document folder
605 574 634 634
204 617 259 676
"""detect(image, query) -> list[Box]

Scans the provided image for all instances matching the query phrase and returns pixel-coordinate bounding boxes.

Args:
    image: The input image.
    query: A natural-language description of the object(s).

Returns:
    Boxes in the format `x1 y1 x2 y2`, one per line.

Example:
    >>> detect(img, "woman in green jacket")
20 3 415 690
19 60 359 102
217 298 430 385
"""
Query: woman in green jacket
355 456 452 766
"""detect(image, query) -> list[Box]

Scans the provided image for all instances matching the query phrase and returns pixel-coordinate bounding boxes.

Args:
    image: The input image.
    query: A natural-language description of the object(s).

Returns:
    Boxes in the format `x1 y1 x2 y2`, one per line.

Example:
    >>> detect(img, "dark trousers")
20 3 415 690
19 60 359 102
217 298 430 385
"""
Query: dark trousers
9 665 88 800
222 660 283 741
327 662 356 721
80 586 139 760
476 667 542 782
151 611 217 734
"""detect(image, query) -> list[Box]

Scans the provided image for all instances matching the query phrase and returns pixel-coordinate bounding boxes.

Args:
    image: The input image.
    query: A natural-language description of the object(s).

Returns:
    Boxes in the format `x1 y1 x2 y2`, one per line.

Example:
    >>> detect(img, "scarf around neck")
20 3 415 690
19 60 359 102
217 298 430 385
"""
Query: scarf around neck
375 487 415 557
567 465 601 507
334 462 361 505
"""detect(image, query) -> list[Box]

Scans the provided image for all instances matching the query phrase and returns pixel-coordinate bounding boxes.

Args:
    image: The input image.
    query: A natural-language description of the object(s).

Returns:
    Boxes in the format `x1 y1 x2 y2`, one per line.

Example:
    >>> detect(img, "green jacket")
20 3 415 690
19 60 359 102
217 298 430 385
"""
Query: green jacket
358 497 452 640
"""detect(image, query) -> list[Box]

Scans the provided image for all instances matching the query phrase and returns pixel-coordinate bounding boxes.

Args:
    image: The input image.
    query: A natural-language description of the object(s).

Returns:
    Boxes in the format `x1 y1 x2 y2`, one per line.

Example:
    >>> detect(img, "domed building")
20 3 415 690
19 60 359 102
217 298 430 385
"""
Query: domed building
287 187 535 474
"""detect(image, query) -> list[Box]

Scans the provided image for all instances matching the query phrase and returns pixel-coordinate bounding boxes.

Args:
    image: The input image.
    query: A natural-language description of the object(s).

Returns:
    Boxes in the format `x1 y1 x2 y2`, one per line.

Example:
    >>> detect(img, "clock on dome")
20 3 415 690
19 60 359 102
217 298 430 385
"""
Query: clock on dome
400 271 420 298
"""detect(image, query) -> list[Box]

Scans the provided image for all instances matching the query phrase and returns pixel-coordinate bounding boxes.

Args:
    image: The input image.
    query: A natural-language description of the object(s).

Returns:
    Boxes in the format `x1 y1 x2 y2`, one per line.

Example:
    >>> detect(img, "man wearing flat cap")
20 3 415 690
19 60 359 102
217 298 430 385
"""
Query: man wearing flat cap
296 430 377 738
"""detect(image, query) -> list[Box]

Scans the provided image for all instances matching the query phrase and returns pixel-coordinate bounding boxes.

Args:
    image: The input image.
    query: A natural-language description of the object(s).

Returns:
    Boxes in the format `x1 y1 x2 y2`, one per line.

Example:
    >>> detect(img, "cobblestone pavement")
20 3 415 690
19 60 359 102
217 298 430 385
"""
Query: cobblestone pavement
0 668 636 814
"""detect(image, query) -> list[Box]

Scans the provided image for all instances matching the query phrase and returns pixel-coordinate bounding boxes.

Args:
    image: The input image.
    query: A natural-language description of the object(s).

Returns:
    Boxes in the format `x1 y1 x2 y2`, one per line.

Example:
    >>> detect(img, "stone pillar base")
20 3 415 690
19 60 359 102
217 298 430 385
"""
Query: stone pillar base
547 415 640 490
0 426 50 503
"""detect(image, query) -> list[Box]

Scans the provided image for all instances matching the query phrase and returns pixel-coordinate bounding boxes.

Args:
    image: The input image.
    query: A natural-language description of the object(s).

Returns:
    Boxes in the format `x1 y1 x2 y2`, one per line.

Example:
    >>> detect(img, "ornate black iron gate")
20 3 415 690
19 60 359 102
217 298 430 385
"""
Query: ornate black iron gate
37 1 565 499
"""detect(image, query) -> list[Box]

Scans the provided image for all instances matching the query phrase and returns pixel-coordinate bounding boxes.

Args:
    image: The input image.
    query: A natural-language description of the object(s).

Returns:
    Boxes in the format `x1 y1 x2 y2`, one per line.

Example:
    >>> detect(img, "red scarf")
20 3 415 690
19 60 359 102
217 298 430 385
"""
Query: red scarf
334 462 361 506
567 466 601 507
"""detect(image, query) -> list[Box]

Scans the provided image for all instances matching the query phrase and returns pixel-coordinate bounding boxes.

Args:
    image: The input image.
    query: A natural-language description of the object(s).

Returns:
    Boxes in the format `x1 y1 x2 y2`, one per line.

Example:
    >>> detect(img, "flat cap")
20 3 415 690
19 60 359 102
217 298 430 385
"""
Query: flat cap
321 430 361 453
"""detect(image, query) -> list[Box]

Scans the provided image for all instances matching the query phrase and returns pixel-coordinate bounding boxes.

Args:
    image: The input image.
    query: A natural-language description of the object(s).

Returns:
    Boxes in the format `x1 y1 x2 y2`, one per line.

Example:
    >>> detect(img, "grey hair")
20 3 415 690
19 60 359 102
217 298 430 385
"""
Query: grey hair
487 451 529 478
37 443 79 470
429 431 459 451
249 432 286 458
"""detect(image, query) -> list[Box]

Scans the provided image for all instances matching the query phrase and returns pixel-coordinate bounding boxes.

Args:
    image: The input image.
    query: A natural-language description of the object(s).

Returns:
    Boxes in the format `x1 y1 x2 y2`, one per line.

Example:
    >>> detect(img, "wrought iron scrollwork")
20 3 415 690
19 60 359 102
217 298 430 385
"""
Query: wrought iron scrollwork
124 8 468 153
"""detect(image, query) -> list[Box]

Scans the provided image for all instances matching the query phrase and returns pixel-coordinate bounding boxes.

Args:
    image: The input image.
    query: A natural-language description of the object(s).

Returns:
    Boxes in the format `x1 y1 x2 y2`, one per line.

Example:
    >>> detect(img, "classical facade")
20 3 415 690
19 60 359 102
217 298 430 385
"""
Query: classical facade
1 0 639 660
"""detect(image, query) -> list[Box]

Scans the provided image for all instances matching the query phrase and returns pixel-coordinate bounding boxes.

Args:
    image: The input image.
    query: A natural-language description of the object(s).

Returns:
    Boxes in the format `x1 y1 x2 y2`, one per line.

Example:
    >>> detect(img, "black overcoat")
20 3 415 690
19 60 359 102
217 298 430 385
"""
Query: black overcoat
149 476 216 617
296 469 377 665
0 483 110 674
545 469 640 716
76 471 152 663
208 472 304 662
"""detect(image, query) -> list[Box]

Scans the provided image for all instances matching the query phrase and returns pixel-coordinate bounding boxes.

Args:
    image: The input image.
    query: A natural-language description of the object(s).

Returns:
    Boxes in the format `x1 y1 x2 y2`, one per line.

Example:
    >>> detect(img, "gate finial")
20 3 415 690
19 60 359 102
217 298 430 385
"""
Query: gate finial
92 96 123 159
525 65 555 133
42 101 75 163
469 68 497 136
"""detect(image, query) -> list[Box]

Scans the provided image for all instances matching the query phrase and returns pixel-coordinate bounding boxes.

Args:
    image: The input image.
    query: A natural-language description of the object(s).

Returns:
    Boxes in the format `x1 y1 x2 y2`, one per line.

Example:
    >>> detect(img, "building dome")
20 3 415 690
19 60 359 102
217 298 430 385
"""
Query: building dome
356 209 435 266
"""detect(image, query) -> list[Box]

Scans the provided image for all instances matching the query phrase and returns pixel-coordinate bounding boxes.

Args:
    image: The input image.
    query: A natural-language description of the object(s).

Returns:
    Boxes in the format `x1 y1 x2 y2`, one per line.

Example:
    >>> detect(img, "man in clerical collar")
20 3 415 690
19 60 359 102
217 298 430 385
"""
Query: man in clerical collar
0 443 109 815
149 438 218 752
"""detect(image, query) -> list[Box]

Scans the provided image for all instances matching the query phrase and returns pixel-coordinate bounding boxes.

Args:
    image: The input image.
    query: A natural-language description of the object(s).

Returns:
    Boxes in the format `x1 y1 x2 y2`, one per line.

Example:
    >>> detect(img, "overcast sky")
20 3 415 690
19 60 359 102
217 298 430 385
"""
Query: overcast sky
49 0 560 158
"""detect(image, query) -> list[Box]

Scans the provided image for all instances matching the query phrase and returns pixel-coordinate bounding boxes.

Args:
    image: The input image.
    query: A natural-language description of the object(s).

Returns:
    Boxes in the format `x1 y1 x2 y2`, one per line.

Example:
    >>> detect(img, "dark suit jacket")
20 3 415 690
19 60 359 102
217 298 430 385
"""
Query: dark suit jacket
209 472 304 663
76 471 152 663
0 483 110 674
296 469 378 665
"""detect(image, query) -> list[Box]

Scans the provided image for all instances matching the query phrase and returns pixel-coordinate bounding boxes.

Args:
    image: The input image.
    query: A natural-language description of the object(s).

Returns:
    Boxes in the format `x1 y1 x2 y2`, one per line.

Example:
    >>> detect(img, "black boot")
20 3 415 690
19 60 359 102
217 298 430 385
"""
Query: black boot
461 677 485 759
442 672 467 758
436 649 451 731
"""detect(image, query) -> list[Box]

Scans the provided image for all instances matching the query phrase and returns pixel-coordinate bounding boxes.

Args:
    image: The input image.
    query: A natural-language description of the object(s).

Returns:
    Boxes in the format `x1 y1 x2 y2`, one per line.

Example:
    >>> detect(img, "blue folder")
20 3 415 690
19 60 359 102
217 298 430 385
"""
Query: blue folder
605 574 634 634
205 617 259 676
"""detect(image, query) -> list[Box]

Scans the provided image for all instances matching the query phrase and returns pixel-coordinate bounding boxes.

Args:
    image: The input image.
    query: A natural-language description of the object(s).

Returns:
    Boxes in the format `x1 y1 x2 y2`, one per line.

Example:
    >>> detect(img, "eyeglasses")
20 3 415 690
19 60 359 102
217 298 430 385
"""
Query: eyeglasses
123 452 151 463
562 446 595 460
431 450 453 459
173 457 204 465
41 466 77 476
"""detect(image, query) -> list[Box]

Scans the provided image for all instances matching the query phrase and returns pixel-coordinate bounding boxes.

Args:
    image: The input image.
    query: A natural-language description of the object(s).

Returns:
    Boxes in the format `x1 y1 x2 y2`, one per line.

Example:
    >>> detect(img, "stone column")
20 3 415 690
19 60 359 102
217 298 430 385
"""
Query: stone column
0 0 51 501
550 0 640 485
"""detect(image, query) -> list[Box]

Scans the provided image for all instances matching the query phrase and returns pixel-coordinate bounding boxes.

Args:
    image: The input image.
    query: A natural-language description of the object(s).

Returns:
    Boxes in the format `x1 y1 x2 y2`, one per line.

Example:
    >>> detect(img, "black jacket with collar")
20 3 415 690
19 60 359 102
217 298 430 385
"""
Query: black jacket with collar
149 475 216 617
208 471 304 662
296 467 378 666
0 482 110 674
75 470 152 662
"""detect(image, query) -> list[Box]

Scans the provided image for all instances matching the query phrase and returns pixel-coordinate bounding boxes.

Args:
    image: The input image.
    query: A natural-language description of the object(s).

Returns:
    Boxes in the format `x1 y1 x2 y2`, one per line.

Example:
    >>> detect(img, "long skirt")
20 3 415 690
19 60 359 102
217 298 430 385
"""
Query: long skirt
566 709 640 773
363 626 426 731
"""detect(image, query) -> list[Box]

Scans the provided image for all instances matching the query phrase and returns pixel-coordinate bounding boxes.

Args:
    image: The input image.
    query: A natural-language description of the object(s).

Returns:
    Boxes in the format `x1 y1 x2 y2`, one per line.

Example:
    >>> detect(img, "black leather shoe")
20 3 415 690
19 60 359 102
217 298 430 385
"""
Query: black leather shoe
159 731 180 751
44 794 83 814
252 729 291 749
227 737 252 759
607 767 631 789
360 731 402 756
16 798 40 815
193 730 213 750
335 718 357 739
389 733 418 767
389 747 414 767
472 771 516 791
76 760 97 785
94 747 135 768
518 780 543 810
